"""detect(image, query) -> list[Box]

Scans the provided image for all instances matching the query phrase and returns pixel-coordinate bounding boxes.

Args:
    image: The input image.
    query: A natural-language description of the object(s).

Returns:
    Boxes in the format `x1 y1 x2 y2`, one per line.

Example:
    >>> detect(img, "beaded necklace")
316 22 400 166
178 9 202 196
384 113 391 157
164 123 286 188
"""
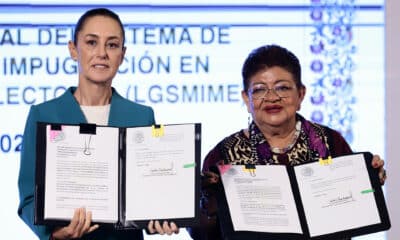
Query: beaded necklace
249 120 301 164
248 115 331 165
270 121 302 154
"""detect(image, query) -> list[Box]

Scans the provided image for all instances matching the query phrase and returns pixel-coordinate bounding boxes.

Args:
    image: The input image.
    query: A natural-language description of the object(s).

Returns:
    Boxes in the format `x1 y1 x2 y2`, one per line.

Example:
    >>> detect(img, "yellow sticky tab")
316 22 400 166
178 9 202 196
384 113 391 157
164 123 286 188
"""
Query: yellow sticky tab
151 125 165 137
243 164 256 177
242 166 252 173
242 164 256 173
319 156 332 165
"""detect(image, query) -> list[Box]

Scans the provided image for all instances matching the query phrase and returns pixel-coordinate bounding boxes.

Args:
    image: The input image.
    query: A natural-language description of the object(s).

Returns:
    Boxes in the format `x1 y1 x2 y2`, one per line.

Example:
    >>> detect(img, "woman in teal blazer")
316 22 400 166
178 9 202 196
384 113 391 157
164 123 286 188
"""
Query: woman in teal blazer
17 87 155 240
17 8 178 240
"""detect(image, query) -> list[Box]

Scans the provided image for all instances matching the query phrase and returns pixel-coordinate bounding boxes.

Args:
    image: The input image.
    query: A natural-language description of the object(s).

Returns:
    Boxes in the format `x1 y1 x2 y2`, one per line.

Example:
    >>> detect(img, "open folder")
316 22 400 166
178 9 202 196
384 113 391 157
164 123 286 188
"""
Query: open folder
214 152 390 240
34 122 201 230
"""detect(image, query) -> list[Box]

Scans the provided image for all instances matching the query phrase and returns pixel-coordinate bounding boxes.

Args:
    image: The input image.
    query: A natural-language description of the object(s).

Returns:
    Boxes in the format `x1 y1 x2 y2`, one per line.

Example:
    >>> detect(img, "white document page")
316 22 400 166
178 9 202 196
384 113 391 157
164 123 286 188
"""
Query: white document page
218 165 302 233
294 154 380 237
125 124 196 220
44 125 119 222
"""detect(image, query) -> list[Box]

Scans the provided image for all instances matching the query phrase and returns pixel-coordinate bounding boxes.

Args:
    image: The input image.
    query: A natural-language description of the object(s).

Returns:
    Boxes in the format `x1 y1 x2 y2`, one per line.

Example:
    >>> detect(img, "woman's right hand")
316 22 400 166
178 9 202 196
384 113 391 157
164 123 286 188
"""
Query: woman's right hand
51 207 99 240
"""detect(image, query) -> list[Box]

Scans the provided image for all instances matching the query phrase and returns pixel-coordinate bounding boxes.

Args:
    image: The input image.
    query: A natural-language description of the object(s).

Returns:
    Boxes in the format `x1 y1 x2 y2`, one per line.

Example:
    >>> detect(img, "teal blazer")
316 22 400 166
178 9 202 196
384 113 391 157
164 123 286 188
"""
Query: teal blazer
18 87 155 240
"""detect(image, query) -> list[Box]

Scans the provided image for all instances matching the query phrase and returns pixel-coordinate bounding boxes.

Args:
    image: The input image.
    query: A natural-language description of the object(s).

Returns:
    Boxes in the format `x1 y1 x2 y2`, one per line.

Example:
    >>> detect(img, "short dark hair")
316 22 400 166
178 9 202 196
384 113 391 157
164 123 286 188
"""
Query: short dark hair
73 8 125 46
242 44 302 92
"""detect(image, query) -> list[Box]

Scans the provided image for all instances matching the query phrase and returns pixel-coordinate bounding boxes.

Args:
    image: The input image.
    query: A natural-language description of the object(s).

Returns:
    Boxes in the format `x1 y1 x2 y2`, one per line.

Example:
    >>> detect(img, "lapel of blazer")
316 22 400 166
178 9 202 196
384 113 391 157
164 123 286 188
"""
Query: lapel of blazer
108 88 126 126
57 87 87 124
60 87 135 126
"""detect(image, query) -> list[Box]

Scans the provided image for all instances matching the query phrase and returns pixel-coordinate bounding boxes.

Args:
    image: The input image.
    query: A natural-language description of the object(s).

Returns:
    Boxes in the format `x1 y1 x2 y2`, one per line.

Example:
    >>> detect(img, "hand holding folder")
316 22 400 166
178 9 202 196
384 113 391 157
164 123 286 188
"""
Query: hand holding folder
35 122 201 230
215 152 390 240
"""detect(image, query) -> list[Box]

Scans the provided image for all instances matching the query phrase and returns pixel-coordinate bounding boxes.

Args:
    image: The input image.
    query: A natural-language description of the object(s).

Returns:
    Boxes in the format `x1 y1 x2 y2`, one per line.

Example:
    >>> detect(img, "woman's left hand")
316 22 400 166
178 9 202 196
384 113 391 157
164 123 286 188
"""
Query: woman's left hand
147 220 179 235
371 154 387 185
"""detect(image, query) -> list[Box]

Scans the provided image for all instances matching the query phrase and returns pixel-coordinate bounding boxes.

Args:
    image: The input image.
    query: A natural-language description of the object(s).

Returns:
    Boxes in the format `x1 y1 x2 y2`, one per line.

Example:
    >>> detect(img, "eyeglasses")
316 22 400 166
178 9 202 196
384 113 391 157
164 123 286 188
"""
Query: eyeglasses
248 83 295 100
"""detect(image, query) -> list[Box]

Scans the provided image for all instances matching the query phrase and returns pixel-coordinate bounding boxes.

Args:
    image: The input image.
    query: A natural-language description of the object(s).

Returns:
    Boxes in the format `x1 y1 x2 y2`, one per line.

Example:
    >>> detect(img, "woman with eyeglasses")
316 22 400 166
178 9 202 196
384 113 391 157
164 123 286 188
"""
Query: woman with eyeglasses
188 44 387 240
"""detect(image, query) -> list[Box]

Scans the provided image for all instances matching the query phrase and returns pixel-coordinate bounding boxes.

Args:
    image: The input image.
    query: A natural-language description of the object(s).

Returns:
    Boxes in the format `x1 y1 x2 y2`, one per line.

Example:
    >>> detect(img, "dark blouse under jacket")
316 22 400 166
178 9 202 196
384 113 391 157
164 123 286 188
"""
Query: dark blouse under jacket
203 115 352 172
